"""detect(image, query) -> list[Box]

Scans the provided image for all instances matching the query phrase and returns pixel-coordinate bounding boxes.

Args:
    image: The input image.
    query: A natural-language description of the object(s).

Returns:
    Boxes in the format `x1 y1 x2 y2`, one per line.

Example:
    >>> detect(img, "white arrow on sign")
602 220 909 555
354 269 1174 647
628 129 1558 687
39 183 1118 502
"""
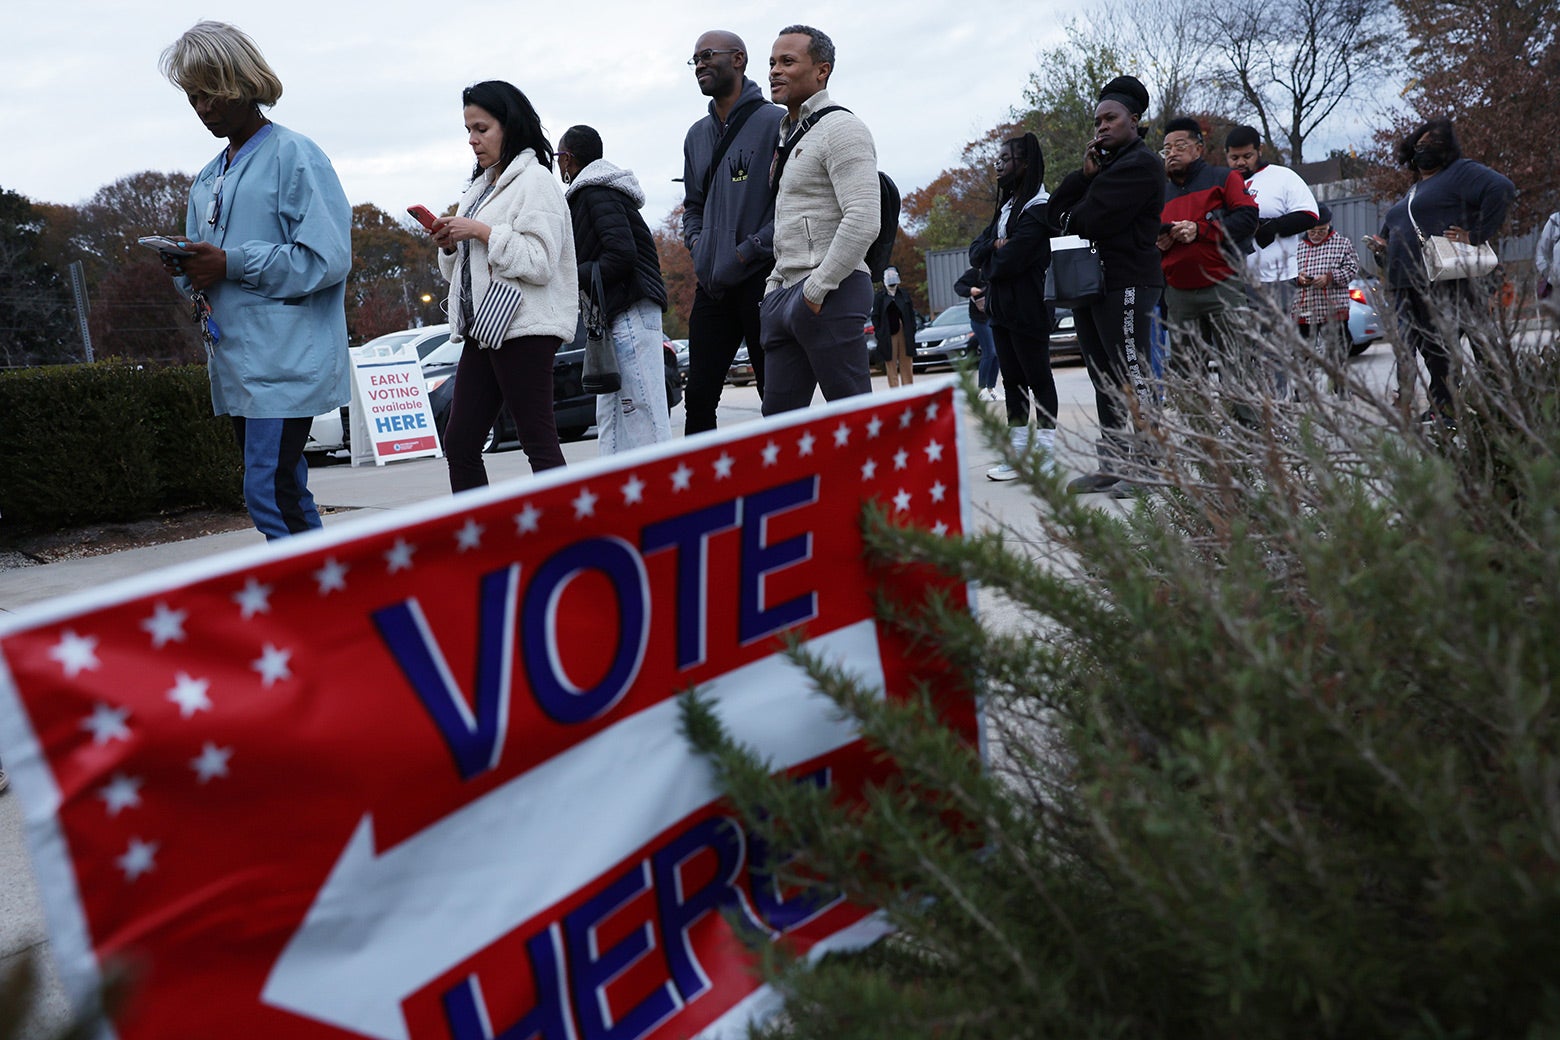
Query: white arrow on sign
261 620 886 1040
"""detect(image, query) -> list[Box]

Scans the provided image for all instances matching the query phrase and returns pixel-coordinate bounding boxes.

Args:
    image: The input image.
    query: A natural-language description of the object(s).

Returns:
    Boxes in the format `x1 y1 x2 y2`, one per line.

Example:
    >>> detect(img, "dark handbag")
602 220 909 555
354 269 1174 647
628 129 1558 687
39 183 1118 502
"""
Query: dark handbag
580 264 620 395
1046 234 1104 308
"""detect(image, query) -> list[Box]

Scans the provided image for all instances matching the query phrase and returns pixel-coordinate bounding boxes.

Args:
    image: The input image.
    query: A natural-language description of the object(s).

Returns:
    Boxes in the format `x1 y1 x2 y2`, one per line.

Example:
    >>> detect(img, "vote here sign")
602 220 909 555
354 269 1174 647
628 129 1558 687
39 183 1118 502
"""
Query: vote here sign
349 339 442 465
0 381 978 1040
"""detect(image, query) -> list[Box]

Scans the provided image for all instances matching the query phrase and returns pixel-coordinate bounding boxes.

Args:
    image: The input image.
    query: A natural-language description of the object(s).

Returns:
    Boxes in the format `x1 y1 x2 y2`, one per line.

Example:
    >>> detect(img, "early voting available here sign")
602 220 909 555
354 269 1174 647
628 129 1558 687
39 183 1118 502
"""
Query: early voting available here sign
350 339 442 466
0 381 980 1040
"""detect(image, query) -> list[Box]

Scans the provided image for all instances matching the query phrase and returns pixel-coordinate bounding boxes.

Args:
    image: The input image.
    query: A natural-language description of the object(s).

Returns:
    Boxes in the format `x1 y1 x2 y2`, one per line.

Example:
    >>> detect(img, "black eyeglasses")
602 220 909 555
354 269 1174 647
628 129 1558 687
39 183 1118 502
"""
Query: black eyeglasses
688 48 739 66
205 170 226 226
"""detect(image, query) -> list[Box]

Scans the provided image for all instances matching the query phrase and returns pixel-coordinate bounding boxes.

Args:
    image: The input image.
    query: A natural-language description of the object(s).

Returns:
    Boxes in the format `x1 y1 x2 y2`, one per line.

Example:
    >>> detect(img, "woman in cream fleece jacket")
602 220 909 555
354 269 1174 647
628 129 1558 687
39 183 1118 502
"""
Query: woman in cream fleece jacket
433 80 578 490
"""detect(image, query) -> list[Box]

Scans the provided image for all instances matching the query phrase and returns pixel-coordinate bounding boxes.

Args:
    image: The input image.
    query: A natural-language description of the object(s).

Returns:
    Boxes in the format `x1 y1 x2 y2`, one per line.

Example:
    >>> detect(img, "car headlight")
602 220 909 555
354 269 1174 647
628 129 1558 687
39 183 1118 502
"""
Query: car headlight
426 374 452 393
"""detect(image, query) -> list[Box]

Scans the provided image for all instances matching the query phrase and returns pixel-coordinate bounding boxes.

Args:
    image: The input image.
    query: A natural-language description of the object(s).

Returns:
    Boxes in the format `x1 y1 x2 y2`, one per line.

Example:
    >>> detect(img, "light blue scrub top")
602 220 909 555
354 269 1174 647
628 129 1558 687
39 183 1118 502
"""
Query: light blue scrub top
183 124 353 418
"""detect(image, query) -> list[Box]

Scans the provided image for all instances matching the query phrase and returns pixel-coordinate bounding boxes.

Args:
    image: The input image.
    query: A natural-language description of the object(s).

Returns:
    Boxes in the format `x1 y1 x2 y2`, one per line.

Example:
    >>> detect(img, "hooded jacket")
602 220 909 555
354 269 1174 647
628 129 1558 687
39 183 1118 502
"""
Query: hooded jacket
565 159 667 319
681 78 785 297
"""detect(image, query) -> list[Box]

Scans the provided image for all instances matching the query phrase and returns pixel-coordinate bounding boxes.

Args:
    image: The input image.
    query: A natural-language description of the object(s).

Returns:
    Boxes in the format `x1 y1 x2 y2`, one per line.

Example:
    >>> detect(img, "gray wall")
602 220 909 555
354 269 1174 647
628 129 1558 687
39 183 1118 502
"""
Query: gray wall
925 247 968 314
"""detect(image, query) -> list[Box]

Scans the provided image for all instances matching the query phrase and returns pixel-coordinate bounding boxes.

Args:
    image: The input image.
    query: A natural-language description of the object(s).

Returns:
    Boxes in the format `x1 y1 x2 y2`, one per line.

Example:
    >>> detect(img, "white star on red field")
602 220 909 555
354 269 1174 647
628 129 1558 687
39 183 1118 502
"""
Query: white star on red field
140 604 187 648
232 578 272 619
50 630 100 677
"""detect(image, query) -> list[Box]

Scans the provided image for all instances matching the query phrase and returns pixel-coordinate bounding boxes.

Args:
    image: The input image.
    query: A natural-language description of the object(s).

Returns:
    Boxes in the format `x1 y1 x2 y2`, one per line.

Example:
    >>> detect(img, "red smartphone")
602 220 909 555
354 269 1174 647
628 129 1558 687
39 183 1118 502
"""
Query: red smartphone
407 205 438 231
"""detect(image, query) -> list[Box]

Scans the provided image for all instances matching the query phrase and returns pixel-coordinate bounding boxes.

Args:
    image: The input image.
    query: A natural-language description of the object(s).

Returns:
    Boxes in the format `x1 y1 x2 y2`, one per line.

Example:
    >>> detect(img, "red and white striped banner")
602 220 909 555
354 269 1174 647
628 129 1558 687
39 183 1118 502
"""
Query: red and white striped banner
0 381 978 1040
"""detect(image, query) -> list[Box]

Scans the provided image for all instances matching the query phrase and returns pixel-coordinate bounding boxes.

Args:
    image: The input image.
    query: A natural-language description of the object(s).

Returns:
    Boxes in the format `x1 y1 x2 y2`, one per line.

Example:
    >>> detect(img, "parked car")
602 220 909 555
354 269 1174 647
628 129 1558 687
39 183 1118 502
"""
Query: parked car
1049 306 1081 361
424 320 683 450
669 338 690 382
912 306 977 370
727 343 755 386
1347 276 1386 355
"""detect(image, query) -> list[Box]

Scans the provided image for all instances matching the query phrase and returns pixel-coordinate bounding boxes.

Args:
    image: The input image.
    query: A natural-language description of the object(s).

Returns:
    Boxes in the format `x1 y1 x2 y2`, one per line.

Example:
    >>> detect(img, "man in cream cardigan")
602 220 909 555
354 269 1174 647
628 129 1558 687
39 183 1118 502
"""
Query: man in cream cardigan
759 25 881 415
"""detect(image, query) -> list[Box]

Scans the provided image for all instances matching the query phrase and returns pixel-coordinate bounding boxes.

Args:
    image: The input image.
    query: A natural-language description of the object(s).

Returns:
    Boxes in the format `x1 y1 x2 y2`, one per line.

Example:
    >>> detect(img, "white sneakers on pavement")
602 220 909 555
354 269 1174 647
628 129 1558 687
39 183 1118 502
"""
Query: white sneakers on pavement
987 425 1059 481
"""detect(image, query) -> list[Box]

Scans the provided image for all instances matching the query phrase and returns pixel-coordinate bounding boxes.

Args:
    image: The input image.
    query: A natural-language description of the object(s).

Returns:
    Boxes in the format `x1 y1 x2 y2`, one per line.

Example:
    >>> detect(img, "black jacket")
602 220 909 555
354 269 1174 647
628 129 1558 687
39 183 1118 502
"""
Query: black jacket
970 195 1052 331
871 288 919 355
1048 137 1166 291
566 182 667 319
953 266 989 325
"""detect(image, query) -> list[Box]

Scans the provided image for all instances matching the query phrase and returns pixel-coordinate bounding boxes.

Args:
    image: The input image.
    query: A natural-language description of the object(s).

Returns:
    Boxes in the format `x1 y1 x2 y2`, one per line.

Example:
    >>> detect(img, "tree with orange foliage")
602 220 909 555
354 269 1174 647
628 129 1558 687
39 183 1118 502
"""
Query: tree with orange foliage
1372 0 1558 234
652 206 696 339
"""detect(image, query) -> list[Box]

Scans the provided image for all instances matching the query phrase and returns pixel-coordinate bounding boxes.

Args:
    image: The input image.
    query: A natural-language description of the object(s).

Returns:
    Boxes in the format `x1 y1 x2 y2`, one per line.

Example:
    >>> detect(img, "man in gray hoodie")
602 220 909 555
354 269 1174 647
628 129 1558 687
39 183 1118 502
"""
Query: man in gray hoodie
759 24 880 415
681 30 785 434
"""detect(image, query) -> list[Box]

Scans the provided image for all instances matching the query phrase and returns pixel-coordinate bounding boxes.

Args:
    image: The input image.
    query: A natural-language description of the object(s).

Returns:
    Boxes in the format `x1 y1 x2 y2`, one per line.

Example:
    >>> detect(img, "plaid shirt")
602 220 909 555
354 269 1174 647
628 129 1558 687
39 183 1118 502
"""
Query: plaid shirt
1293 231 1360 324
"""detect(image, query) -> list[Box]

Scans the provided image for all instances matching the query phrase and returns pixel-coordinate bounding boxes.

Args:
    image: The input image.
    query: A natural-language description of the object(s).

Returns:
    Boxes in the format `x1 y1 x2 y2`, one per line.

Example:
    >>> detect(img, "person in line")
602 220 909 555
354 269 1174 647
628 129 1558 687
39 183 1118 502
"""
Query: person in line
1157 116 1260 385
759 25 880 415
431 81 577 489
1226 124 1319 315
1535 208 1559 325
1291 204 1359 394
558 125 673 454
1365 117 1514 426
870 267 918 387
1048 76 1165 496
971 132 1055 482
953 265 1001 401
681 30 785 434
156 21 351 540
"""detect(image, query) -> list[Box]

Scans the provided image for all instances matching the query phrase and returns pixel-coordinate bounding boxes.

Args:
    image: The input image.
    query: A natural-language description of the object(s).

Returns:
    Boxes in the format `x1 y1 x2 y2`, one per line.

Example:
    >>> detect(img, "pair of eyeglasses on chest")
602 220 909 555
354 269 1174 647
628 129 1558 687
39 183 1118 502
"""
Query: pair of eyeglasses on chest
205 170 226 226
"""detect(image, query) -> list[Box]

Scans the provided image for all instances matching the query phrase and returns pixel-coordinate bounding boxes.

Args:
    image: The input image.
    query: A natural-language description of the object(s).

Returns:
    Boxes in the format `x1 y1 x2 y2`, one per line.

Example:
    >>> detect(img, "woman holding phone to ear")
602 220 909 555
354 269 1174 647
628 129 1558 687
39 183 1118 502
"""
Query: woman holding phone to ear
431 80 577 490
1047 75 1165 496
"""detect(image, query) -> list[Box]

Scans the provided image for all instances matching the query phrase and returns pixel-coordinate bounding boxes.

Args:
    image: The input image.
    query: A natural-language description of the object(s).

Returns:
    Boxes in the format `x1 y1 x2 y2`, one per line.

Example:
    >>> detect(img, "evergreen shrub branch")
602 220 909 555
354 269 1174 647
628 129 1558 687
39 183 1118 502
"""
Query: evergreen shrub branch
686 303 1560 1038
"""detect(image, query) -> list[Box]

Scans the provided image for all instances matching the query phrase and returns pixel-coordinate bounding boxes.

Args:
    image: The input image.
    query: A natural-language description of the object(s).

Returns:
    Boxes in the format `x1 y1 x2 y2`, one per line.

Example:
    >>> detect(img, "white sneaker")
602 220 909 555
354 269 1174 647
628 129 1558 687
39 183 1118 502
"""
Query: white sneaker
986 463 1018 481
978 387 999 402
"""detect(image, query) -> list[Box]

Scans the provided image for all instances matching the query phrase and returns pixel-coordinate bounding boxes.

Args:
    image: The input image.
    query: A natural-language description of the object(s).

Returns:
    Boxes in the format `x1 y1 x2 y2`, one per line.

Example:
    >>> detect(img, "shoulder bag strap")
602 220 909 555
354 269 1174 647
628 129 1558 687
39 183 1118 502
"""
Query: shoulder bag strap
769 105 847 199
1406 184 1426 244
701 98 766 197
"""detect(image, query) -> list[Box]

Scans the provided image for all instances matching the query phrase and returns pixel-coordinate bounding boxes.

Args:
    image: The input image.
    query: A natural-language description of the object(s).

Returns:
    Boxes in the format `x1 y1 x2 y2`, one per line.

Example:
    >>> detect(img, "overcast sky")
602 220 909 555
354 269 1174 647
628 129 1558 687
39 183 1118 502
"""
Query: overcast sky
1 0 1072 231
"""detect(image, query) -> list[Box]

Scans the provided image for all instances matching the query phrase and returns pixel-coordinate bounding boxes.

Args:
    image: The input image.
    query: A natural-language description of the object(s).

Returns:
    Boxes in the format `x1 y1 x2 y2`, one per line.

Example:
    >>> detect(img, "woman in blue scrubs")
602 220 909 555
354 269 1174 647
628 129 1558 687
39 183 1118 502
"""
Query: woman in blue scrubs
157 21 353 539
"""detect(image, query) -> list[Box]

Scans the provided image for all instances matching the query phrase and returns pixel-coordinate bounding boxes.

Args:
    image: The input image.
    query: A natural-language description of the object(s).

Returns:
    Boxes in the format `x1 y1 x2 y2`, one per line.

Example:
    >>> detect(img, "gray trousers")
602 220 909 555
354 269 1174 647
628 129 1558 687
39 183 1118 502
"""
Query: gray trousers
759 271 874 416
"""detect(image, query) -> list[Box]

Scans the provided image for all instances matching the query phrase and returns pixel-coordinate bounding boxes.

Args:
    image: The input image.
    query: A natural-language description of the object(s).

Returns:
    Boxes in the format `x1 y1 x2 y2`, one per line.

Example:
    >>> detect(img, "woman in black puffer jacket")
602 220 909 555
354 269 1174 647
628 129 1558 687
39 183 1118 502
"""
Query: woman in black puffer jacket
558 125 672 453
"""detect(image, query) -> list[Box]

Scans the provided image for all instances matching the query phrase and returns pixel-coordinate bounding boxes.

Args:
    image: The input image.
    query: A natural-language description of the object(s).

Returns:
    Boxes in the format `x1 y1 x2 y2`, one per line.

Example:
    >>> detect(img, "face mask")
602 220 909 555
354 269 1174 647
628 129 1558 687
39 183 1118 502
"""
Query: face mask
1414 144 1447 171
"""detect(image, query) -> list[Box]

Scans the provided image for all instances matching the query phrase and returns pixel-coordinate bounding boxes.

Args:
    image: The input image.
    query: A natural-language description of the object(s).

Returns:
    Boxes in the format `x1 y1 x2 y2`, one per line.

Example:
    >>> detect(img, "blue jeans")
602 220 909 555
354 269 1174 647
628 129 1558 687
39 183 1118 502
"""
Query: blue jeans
598 300 673 454
231 416 320 540
972 319 998 389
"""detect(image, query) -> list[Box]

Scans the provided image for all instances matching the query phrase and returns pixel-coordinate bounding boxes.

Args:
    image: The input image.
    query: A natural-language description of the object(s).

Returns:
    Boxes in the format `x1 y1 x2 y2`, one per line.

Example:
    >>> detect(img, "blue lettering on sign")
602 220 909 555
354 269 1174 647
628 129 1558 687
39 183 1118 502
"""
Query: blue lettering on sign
564 861 681 1040
640 500 741 670
748 770 843 932
651 816 765 1004
372 485 826 783
439 794 838 1037
739 477 819 645
371 566 518 781
375 412 430 434
522 537 650 726
444 924 574 1040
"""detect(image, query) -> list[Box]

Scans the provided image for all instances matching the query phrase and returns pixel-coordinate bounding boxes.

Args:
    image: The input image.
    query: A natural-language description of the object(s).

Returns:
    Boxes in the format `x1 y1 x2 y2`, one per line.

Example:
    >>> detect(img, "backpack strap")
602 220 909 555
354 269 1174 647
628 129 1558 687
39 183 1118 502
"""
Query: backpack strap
701 98 766 197
769 105 848 198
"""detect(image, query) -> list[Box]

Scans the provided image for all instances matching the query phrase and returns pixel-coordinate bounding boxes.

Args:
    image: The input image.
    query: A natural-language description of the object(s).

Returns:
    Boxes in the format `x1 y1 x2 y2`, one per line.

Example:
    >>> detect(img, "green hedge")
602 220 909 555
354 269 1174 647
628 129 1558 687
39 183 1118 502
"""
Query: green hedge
0 362 242 533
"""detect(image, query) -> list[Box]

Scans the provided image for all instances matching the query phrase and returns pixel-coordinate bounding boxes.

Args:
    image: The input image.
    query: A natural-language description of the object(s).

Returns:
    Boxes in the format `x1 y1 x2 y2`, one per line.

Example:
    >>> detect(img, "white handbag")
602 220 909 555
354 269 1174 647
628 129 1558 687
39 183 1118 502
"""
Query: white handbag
1409 185 1498 283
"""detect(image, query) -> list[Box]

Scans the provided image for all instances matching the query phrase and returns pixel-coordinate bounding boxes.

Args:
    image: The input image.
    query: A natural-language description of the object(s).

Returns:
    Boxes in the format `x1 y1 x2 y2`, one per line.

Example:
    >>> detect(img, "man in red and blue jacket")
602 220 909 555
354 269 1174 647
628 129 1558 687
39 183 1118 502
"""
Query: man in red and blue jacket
1157 116 1258 380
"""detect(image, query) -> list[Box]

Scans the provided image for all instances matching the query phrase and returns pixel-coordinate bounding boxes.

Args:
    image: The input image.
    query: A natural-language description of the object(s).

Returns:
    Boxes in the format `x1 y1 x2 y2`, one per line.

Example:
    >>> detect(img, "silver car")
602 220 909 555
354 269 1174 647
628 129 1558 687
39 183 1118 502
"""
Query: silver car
912 306 977 370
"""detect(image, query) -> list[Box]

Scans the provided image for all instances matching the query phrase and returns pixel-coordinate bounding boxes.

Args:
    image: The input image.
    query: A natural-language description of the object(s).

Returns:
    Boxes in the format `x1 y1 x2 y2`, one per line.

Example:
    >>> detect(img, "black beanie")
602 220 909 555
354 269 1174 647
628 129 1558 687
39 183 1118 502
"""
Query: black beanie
1098 75 1149 117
